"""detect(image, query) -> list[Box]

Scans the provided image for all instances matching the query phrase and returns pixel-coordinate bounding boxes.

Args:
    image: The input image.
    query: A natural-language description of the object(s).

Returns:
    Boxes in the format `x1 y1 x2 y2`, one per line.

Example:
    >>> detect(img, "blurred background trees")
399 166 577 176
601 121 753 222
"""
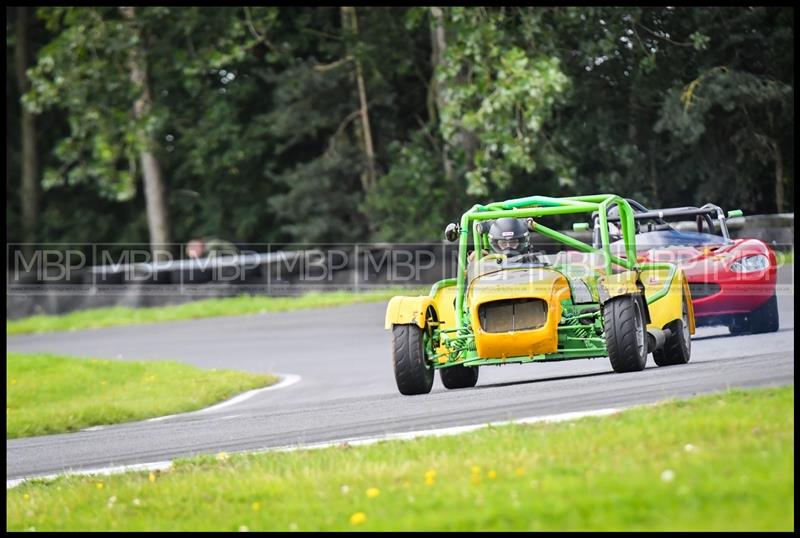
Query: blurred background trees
6 6 794 249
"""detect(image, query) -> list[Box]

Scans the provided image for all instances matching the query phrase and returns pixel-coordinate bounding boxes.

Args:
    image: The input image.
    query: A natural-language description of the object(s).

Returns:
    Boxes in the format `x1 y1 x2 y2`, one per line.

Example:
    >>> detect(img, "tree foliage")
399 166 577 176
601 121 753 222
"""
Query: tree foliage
6 6 794 248
437 7 571 196
24 7 147 201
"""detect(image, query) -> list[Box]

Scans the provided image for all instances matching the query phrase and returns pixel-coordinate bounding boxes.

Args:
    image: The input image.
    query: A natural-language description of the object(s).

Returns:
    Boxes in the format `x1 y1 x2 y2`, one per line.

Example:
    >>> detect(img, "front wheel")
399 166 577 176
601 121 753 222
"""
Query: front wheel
728 317 748 336
749 293 779 334
726 294 779 335
440 364 479 389
604 295 648 373
392 324 434 395
653 290 691 367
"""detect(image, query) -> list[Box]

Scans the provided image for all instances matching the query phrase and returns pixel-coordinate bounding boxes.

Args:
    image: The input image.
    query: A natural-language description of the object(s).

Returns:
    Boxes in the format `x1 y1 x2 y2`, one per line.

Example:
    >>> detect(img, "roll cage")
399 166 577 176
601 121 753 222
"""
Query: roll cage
441 194 678 336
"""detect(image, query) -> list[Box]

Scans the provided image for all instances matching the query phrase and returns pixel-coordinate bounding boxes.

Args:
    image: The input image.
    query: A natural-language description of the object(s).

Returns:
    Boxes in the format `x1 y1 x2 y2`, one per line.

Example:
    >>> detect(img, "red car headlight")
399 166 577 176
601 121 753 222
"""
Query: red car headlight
730 254 769 273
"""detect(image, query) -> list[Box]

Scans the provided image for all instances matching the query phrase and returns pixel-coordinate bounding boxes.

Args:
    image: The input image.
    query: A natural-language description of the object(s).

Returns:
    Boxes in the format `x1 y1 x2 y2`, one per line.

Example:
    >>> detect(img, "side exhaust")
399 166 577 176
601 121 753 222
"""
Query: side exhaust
647 328 672 353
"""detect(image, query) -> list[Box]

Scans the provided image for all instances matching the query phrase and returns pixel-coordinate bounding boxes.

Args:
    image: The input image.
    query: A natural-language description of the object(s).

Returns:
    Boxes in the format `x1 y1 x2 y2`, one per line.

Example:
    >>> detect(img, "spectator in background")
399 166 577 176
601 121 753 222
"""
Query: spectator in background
186 239 205 259
185 238 239 259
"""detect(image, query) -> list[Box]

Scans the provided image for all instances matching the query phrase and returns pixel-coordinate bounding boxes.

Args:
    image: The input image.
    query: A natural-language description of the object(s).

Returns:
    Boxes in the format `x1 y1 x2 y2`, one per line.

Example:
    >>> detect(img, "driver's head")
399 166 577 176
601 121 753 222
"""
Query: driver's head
488 218 530 256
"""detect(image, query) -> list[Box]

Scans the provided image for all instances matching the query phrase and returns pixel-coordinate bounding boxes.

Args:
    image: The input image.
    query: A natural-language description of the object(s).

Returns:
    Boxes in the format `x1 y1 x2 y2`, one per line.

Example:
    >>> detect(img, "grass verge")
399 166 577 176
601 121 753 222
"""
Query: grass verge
7 385 793 531
7 288 423 336
775 249 794 266
6 352 277 439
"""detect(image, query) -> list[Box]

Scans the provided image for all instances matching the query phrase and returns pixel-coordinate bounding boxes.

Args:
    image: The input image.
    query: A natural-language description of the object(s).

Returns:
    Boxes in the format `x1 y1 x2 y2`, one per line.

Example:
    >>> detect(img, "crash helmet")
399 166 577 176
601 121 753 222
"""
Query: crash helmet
488 218 530 256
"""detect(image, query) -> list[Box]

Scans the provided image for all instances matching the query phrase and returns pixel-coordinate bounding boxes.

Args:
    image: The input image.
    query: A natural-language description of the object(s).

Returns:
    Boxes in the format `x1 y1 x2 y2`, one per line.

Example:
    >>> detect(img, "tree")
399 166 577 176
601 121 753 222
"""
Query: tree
341 6 377 192
488 6 795 215
10 6 793 251
262 7 431 243
24 7 172 255
429 7 454 185
7 8 146 254
436 7 571 197
14 7 39 256
653 8 793 213
119 6 170 254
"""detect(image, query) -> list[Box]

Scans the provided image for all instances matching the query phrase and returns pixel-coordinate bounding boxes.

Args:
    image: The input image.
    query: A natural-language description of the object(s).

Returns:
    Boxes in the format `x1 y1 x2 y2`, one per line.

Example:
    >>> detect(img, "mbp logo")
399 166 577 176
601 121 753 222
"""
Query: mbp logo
361 246 437 283
11 248 87 282
272 249 350 282
95 248 166 283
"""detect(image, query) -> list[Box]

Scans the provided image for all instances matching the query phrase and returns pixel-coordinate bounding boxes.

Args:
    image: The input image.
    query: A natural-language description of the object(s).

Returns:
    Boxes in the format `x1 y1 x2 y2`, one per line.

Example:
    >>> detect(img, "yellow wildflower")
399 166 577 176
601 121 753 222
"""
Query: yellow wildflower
252 501 261 511
515 467 525 477
488 470 497 479
149 472 157 483
350 512 367 525
366 487 380 498
96 482 104 490
424 469 437 486
217 451 229 462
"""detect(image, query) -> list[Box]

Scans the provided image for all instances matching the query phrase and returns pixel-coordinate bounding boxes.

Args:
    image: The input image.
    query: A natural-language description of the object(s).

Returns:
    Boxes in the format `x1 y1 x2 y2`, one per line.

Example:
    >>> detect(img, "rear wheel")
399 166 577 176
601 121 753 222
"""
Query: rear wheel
392 324 434 395
653 291 691 367
604 295 648 373
749 293 779 334
440 364 479 389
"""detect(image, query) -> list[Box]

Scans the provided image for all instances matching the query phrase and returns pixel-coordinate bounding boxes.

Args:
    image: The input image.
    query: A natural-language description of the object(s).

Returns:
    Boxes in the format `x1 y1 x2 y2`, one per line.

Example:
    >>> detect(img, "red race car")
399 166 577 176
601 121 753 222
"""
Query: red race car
592 200 779 335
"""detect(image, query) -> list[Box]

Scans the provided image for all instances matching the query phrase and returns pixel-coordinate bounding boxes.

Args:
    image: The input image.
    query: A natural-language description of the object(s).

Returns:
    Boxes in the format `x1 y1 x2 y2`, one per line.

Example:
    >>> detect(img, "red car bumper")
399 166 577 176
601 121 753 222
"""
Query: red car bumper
685 266 777 318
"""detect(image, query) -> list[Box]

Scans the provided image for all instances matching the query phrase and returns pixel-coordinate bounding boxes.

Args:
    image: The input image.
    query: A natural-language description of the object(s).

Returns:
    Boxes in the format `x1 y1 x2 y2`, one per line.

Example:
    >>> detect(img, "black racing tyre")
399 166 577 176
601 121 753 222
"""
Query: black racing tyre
728 318 748 336
604 295 648 373
749 293 780 334
653 291 691 367
392 324 434 395
440 364 479 389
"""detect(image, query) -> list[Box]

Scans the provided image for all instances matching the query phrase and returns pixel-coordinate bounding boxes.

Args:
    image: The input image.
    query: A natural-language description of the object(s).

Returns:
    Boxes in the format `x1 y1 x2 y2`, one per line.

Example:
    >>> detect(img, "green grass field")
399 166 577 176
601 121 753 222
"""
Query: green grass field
775 249 794 266
6 353 277 439
7 385 793 531
7 288 423 336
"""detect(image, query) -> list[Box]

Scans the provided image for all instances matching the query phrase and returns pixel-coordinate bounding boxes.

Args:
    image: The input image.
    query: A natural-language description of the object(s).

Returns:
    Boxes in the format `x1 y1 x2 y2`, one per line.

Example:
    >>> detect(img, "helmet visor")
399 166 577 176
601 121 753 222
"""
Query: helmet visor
497 239 520 251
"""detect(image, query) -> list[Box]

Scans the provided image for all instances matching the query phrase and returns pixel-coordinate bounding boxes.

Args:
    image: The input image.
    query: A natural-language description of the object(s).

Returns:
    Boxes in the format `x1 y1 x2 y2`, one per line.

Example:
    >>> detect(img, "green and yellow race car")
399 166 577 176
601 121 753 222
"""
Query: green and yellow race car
385 194 695 395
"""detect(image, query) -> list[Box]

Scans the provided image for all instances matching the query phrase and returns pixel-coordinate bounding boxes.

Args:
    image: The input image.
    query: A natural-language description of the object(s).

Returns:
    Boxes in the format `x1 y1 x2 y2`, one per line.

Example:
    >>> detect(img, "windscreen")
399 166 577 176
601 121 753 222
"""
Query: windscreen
613 229 726 251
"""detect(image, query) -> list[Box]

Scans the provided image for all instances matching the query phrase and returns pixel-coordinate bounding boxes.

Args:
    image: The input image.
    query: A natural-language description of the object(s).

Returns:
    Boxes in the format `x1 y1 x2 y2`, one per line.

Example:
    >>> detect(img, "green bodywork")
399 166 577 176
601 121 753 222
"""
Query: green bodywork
428 194 678 368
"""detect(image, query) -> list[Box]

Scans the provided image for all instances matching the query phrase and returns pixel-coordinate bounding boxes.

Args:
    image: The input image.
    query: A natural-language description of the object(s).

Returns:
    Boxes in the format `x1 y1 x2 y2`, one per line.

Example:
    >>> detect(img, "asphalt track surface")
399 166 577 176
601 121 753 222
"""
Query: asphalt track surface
7 266 794 481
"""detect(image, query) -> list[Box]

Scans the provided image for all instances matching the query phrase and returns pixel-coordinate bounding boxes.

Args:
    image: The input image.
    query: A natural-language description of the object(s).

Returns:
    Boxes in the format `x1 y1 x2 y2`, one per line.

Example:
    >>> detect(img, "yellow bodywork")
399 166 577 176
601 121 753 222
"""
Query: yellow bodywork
468 268 570 358
384 295 436 329
385 264 695 361
641 267 696 334
597 271 640 298
385 286 458 331
384 285 457 363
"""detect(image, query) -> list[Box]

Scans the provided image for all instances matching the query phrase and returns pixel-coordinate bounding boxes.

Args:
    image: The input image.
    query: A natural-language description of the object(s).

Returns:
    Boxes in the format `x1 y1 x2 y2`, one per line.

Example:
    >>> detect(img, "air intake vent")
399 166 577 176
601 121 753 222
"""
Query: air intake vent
689 282 721 300
479 298 548 333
